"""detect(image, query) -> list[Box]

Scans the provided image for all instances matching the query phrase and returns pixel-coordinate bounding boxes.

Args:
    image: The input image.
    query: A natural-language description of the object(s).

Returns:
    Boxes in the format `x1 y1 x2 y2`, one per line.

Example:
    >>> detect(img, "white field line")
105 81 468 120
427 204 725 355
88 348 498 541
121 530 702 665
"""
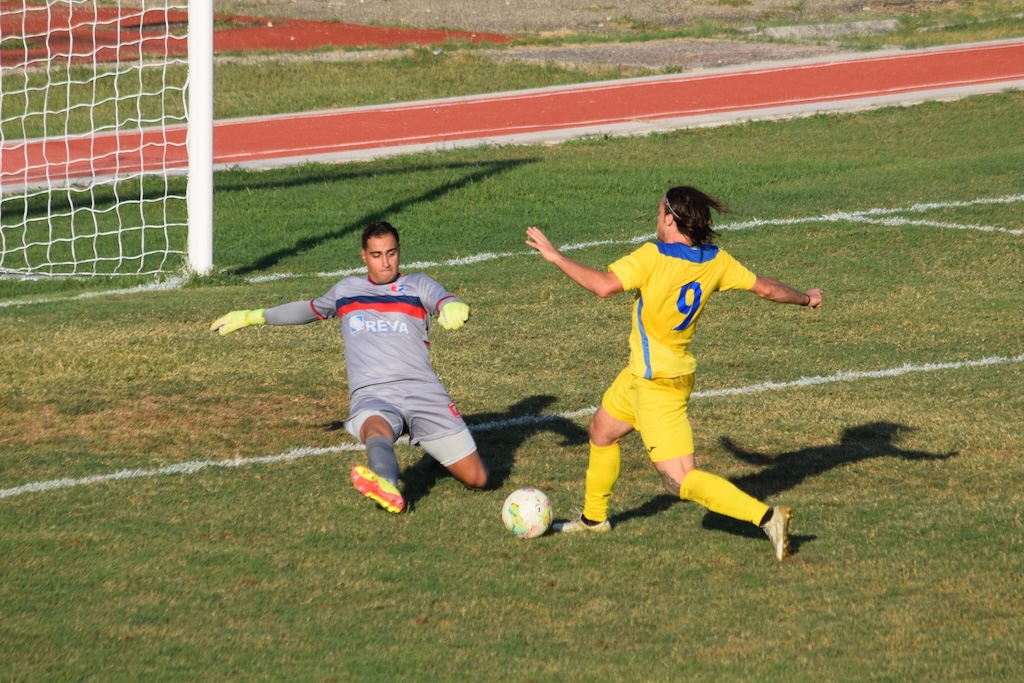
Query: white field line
1 194 1021 307
721 193 1024 233
0 276 186 309
855 218 1024 234
2 353 1021 500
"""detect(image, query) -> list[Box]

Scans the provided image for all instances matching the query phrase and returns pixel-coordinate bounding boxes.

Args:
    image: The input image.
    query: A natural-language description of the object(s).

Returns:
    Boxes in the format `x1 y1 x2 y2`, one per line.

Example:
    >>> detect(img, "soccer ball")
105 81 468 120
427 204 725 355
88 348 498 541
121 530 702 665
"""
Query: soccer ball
502 487 552 539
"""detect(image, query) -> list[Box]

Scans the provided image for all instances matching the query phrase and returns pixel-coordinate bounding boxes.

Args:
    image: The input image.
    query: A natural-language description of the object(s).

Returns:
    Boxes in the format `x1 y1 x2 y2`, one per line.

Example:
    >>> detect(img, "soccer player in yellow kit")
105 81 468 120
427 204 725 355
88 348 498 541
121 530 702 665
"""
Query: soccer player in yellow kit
525 186 823 560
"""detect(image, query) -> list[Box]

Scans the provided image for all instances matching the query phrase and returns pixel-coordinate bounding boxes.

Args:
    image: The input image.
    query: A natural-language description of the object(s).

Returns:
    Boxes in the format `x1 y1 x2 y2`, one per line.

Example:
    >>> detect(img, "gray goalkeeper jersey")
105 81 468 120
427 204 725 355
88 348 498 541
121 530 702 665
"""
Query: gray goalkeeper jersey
308 272 459 393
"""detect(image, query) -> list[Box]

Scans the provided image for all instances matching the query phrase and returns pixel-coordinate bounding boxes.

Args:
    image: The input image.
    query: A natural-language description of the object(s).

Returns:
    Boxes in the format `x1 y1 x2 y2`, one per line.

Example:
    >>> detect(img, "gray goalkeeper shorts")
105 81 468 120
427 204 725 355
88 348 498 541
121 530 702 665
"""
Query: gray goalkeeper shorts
345 380 477 467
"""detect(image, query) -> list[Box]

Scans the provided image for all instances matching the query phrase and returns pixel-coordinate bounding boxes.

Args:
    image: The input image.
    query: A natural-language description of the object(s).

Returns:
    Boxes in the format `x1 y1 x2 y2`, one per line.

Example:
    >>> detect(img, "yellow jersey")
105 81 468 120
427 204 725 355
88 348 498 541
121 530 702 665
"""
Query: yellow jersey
608 241 756 379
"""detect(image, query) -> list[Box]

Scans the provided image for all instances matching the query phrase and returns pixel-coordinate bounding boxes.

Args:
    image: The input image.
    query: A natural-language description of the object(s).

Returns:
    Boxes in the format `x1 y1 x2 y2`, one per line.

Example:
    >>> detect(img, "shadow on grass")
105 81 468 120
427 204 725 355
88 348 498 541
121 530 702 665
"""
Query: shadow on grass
399 395 589 511
608 494 678 527
605 421 956 556
699 421 957 554
228 156 537 276
722 420 957 500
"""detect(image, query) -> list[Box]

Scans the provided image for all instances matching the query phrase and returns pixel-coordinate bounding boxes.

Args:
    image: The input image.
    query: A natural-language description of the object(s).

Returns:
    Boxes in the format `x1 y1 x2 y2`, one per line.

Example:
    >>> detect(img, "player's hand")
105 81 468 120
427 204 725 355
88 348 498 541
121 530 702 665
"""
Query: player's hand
210 309 265 335
804 289 824 309
525 226 561 262
438 301 469 330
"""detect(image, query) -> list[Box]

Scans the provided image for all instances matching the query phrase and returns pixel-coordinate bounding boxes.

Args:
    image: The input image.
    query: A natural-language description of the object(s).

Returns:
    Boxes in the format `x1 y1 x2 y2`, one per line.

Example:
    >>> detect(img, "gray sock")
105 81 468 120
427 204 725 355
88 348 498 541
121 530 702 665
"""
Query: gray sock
365 436 400 486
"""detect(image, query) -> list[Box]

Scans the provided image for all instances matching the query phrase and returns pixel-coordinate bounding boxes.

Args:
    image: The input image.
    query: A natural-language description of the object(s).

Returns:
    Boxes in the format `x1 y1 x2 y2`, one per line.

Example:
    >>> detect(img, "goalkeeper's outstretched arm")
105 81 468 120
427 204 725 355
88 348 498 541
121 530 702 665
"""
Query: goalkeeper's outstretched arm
211 300 322 335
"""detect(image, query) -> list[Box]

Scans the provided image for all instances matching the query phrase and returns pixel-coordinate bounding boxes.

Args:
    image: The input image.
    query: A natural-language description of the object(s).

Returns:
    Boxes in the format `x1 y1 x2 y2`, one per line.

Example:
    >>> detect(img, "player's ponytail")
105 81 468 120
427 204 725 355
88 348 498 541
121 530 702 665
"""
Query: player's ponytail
664 186 728 246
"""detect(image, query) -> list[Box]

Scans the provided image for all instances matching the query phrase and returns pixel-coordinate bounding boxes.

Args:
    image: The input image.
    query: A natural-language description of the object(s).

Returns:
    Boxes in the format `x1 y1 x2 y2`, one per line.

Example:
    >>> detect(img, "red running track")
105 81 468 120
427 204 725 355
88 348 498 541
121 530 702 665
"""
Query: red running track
0 2 510 69
3 39 1023 189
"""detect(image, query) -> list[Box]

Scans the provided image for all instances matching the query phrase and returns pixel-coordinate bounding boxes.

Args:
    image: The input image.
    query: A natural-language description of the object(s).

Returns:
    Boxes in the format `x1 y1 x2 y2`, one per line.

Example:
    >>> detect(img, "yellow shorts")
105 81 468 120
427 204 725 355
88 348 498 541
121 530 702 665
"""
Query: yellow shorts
601 367 696 462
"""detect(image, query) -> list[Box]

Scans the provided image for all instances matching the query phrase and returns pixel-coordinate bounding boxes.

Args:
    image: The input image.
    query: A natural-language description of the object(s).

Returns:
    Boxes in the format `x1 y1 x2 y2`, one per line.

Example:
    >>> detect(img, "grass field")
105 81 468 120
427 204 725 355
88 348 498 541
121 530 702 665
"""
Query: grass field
1 89 1023 680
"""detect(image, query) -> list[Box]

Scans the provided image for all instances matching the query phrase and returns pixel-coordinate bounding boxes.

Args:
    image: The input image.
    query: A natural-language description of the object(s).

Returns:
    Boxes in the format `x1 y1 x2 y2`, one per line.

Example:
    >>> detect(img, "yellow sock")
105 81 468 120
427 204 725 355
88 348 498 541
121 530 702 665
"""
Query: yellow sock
582 441 621 523
680 469 769 526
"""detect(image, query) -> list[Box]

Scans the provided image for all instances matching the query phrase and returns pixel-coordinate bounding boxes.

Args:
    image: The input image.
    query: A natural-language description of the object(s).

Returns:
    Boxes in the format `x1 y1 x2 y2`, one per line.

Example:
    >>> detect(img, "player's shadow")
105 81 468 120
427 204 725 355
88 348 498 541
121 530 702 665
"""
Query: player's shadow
398 395 589 510
696 421 957 554
229 157 536 276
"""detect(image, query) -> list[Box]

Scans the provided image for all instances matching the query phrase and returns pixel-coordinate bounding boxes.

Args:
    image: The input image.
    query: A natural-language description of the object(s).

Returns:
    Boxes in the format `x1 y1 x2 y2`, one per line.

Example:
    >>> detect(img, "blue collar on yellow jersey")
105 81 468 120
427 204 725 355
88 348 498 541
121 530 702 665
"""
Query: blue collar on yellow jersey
655 241 720 263
655 240 720 262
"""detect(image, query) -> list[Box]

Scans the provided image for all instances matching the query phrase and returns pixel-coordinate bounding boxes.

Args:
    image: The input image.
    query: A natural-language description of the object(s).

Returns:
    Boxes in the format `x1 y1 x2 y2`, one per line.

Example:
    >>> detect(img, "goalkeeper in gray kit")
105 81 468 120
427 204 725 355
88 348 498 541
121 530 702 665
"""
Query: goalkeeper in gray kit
211 221 489 513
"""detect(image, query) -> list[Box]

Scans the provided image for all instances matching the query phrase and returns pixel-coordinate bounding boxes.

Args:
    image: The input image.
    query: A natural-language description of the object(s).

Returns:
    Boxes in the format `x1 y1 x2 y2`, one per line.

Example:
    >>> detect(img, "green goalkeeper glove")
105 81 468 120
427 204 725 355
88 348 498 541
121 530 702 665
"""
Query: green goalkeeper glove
210 309 265 336
438 301 469 330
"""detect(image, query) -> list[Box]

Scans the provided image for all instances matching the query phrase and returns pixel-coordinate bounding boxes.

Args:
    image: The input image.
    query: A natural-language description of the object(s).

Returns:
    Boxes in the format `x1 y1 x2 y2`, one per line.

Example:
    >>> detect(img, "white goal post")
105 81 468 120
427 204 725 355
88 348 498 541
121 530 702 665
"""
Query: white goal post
0 0 212 278
187 0 212 275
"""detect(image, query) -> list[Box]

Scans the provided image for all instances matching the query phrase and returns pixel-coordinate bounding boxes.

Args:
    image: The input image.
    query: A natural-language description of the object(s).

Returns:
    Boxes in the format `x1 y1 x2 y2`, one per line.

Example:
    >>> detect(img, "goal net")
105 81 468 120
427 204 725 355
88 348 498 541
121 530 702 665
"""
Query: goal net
0 0 211 278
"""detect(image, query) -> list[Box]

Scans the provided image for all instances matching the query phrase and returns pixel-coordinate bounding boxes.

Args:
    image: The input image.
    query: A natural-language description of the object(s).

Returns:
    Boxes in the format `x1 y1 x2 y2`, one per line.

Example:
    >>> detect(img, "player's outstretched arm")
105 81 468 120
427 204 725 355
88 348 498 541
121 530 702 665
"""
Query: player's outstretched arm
211 300 323 335
525 226 623 298
749 276 823 308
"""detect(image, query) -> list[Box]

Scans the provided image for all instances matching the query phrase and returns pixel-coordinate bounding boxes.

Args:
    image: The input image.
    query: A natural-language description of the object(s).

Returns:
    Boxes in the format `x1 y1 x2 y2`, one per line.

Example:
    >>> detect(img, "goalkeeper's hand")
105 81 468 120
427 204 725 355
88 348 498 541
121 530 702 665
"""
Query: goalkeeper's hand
210 309 265 336
438 301 469 330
